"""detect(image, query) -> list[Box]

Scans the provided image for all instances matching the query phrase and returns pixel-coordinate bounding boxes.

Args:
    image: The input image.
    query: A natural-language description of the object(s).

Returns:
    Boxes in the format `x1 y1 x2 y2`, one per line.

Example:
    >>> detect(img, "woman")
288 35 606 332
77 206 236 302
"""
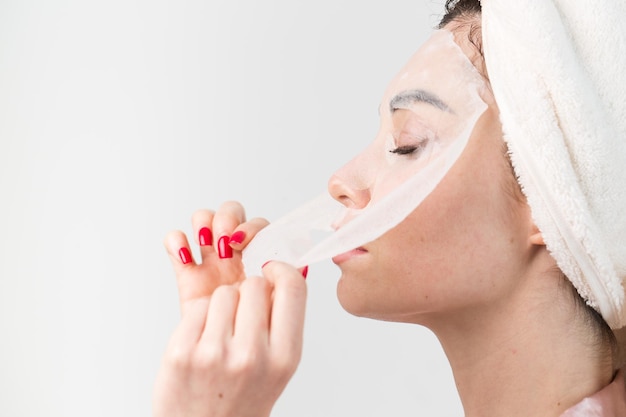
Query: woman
154 0 626 415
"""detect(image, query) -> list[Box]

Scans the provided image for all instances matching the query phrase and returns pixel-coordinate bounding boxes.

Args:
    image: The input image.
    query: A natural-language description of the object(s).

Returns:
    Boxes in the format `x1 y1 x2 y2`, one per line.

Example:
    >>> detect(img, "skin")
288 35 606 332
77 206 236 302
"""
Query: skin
328 21 614 417
154 18 614 417
154 203 307 417
327 29 514 323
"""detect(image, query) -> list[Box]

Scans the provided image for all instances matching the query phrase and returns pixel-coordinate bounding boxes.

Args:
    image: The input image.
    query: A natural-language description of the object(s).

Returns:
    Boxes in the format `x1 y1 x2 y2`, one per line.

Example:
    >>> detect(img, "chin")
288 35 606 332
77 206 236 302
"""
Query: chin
336 275 364 316
335 274 434 324
335 274 380 319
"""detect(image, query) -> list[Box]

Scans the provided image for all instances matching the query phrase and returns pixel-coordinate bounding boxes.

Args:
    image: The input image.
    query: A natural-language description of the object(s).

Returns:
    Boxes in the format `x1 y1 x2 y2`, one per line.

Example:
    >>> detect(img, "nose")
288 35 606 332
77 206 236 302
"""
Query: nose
327 162 372 210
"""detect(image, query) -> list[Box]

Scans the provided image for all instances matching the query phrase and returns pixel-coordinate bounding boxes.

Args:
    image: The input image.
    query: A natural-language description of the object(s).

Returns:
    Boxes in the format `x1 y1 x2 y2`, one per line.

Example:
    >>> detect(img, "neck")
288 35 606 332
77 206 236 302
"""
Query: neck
425 272 613 417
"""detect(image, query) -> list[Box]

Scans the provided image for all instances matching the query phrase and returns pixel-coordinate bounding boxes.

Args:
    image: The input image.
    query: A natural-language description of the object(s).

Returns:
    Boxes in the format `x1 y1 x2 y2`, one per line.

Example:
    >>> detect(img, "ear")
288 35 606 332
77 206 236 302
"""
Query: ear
529 223 545 246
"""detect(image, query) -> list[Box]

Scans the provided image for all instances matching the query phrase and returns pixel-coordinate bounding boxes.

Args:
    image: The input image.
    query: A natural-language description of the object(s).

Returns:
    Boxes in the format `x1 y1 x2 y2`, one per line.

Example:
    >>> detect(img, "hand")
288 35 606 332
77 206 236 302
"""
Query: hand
163 201 269 315
153 261 307 417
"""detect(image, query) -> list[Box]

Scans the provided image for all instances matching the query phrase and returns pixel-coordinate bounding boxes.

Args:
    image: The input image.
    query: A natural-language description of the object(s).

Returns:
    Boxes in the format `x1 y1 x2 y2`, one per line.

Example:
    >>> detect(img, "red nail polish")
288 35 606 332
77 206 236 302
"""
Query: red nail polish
179 247 192 264
229 230 246 245
199 227 213 246
301 265 309 279
218 236 233 259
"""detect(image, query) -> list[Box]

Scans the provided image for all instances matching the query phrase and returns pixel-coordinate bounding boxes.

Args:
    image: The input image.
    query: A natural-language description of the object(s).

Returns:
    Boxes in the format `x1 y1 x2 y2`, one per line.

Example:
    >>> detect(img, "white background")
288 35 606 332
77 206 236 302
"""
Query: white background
0 0 462 415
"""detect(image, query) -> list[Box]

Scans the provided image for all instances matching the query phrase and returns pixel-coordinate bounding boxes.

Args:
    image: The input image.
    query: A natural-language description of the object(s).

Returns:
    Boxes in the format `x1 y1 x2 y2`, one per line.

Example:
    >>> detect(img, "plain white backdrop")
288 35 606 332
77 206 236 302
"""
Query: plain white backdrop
0 0 462 415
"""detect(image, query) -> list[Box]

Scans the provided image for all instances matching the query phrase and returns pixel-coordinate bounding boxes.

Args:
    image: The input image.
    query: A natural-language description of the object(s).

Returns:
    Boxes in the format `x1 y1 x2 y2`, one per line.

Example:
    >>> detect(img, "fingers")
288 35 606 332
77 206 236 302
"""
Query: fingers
163 202 272 316
228 217 270 251
263 262 307 366
166 297 210 360
191 209 216 260
233 277 272 348
189 202 246 263
197 278 272 356
155 274 304 417
164 230 195 268
196 266 305 367
188 204 269 264
200 285 239 345
164 229 209 312
212 201 246 259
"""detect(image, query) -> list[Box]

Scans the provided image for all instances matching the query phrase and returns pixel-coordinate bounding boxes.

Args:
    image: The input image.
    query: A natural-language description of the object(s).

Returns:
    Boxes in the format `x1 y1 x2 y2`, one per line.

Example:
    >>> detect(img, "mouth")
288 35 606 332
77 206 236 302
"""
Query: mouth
331 247 369 265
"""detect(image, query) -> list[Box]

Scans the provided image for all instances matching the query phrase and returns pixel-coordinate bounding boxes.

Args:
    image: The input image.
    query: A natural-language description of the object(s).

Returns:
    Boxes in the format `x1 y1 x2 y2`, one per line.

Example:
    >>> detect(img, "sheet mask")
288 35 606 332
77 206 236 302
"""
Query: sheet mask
243 30 488 276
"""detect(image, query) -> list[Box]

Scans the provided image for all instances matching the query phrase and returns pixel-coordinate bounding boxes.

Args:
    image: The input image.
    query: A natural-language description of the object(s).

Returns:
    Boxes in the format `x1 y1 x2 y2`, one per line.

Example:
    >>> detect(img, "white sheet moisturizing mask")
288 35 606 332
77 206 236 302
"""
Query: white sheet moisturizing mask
243 30 488 276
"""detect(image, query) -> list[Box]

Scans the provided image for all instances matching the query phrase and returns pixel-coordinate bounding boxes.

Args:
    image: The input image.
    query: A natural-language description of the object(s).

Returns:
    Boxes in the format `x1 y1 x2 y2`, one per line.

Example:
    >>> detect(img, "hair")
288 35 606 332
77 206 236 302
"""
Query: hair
439 0 482 28
439 0 618 367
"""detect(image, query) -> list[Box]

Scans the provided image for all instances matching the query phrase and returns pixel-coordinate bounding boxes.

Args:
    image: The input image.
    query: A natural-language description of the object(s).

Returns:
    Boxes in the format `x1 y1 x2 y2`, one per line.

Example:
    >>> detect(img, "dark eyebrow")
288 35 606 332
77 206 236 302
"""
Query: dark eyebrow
389 89 452 113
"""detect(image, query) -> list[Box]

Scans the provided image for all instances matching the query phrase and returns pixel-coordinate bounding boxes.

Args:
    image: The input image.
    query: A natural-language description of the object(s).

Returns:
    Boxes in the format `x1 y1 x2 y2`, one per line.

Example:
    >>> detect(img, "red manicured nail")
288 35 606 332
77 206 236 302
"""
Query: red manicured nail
218 236 233 259
179 247 192 264
199 227 213 246
301 265 309 279
229 230 246 245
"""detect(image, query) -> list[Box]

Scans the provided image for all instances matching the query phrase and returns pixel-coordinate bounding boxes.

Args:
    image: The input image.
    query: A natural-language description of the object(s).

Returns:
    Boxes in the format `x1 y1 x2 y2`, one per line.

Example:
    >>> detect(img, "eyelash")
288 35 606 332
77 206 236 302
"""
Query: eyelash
389 141 428 156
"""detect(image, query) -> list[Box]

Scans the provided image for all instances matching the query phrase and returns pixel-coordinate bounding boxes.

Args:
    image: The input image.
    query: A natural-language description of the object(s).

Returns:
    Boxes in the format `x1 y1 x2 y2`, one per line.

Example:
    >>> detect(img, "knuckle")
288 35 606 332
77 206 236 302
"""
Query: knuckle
163 230 185 248
280 274 307 297
219 200 245 216
193 344 226 370
191 209 214 224
249 217 270 228
230 346 267 375
166 344 192 369
239 276 269 294
272 349 301 375
212 284 239 302
239 276 271 300
267 355 300 389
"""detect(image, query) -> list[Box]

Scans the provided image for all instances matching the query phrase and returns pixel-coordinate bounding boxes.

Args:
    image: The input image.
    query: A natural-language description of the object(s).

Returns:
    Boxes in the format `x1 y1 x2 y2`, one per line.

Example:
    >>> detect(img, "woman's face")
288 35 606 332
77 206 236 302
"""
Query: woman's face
327 25 534 323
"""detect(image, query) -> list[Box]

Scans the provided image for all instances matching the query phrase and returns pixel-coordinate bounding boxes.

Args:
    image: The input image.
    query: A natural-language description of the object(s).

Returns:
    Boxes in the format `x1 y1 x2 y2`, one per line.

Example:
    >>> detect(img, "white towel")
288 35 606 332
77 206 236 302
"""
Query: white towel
482 0 626 328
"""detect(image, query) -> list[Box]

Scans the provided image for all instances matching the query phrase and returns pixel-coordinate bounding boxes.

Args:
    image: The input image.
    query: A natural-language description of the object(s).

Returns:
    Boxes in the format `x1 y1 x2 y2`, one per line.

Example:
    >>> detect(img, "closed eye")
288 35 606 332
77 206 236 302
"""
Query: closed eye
389 142 428 156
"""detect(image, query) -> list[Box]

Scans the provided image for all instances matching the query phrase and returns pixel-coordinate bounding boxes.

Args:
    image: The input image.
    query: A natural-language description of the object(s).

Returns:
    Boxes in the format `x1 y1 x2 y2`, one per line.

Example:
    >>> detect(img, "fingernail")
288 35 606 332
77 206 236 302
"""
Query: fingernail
198 227 213 246
179 247 192 264
262 260 272 269
218 236 233 259
301 265 309 279
229 230 246 245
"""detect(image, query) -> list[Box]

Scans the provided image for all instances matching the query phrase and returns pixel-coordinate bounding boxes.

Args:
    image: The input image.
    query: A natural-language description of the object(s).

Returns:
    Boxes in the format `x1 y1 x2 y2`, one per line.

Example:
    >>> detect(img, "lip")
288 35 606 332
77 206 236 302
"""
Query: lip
331 247 368 265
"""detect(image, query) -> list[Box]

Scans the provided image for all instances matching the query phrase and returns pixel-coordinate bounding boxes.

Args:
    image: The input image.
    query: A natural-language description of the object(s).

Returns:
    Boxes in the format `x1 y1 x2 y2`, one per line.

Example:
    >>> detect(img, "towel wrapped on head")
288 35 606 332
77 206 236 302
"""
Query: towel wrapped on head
482 0 626 329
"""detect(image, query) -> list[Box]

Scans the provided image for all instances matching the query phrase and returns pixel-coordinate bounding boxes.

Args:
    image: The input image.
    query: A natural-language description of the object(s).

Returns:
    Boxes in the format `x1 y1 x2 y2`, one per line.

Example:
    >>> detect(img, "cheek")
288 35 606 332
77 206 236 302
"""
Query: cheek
369 202 505 314
336 112 529 318
333 206 465 318
363 165 519 310
400 157 528 304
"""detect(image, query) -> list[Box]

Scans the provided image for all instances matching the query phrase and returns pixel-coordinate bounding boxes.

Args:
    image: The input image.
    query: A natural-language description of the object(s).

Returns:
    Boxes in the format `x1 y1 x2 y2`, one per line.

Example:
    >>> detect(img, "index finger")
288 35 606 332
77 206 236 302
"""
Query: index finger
212 201 246 259
227 217 270 251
